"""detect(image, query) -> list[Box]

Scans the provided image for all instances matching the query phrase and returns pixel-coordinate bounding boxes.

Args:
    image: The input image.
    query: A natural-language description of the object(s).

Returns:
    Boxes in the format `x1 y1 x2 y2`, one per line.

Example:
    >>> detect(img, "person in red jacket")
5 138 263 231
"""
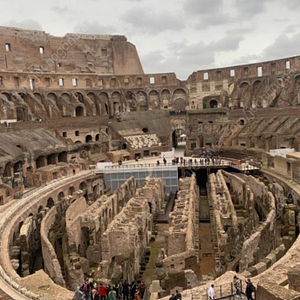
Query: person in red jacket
99 283 107 300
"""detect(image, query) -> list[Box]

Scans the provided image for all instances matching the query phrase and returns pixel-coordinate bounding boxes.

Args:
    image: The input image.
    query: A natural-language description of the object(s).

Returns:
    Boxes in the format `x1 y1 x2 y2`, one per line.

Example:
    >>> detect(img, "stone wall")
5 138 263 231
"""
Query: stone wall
99 177 164 283
40 206 65 286
159 174 200 291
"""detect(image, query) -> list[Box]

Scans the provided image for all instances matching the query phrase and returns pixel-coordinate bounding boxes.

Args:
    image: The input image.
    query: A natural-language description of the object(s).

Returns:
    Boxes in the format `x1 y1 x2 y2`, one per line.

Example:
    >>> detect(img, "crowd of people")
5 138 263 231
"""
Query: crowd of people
74 279 147 300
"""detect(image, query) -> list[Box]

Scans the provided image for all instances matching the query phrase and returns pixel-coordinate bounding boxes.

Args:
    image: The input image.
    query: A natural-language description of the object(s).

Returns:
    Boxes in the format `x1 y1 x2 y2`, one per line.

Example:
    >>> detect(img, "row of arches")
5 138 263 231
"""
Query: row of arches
0 87 189 122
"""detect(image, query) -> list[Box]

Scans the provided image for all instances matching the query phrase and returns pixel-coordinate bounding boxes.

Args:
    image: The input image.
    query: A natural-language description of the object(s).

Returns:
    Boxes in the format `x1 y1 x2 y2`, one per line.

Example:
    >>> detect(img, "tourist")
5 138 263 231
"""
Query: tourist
134 290 141 300
92 283 99 300
108 288 117 300
163 157 167 165
122 280 130 300
82 279 91 300
207 284 215 300
174 290 182 300
74 286 84 300
245 279 255 300
130 281 137 300
99 283 107 300
169 293 175 300
138 282 146 298
233 275 241 297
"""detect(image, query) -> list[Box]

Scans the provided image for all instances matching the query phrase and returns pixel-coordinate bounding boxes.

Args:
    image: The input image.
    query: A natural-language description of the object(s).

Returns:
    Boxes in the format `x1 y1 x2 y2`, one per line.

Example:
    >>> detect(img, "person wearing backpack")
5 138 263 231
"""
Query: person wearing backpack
82 279 90 300
245 279 255 300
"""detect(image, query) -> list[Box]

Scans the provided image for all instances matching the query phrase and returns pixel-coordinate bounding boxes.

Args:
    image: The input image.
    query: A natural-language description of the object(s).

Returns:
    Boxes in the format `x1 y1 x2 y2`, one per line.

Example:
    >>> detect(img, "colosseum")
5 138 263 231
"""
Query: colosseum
1 25 300 300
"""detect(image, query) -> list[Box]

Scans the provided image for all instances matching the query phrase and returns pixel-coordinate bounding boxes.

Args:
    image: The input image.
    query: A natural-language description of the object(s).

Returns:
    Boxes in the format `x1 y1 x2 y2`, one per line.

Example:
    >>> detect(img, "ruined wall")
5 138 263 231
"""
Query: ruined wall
99 177 164 282
159 174 200 291
40 206 65 286
239 176 276 271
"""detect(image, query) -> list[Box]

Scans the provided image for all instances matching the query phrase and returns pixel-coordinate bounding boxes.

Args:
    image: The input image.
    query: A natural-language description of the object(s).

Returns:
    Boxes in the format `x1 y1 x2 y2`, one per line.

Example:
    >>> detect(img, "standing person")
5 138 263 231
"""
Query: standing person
169 294 175 300
138 282 146 299
233 275 242 297
74 286 84 300
122 280 130 300
82 279 90 300
207 284 215 300
174 290 182 300
245 279 255 300
92 283 99 300
99 283 107 300
130 281 136 300
108 288 117 300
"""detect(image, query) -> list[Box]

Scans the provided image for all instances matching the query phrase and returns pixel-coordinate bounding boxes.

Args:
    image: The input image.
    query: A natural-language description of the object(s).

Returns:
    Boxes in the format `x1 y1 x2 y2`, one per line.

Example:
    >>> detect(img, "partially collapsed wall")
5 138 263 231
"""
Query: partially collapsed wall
159 174 200 292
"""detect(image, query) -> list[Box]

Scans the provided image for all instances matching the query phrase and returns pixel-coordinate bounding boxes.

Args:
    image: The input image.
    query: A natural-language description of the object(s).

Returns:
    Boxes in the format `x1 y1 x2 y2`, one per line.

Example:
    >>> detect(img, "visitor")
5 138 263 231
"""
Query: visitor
99 283 107 300
163 157 167 165
245 279 255 300
169 293 175 300
138 282 146 298
92 283 99 300
130 281 137 300
122 280 130 300
108 288 117 300
82 279 90 300
174 290 182 300
207 284 215 300
233 275 241 297
74 286 84 300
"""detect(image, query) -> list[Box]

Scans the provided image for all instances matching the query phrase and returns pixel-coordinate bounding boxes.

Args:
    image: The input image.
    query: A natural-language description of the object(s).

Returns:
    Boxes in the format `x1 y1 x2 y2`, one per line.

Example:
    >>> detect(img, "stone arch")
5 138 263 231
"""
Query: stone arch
172 88 187 108
86 135 93 143
240 81 250 89
47 93 57 101
136 91 148 111
295 75 300 88
46 198 54 208
75 106 84 116
111 91 122 114
161 89 171 109
38 205 43 213
47 153 56 165
149 90 159 110
173 98 186 111
18 92 28 102
57 191 64 202
209 99 218 108
253 80 262 91
75 92 84 104
33 92 43 101
68 186 75 196
124 90 137 112
36 156 46 169
95 133 100 141
1 92 12 101
3 162 12 177
61 92 71 102
99 92 110 115
16 106 27 121
58 152 67 163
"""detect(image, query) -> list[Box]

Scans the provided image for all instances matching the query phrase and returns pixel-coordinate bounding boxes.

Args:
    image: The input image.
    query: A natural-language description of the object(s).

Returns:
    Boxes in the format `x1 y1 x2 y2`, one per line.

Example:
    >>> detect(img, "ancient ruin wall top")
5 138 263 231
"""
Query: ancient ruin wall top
0 26 144 75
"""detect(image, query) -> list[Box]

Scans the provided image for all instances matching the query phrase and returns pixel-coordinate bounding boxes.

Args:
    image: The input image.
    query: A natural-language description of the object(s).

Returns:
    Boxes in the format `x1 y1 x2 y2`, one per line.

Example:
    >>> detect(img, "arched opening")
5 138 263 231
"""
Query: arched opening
79 227 90 258
68 186 75 195
46 198 54 209
172 129 186 149
47 154 56 165
173 98 186 111
58 152 67 163
75 106 84 116
95 134 100 141
86 135 93 143
57 192 64 202
36 156 46 169
16 107 27 121
209 99 218 108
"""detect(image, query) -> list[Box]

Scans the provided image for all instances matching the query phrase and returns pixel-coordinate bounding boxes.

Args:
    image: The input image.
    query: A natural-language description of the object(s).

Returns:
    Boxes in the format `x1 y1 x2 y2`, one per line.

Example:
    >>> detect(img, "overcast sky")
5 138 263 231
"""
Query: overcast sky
1 0 300 80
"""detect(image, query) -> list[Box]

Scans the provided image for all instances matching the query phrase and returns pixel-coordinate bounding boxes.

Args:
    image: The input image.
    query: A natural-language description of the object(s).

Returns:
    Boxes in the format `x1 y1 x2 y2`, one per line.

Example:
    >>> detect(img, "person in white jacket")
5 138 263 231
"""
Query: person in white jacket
207 284 215 300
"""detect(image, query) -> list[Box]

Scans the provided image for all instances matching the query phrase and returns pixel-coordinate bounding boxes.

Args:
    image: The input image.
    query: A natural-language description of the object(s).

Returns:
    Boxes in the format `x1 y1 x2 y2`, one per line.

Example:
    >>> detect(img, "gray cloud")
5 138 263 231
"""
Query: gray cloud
121 7 186 34
233 0 272 17
51 6 70 14
183 0 223 15
262 31 300 60
74 21 118 35
6 19 43 31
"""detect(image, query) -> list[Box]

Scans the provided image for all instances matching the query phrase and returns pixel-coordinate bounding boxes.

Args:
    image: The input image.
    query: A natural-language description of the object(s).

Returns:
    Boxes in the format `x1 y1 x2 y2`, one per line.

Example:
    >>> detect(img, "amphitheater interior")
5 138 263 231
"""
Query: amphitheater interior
1 26 300 300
